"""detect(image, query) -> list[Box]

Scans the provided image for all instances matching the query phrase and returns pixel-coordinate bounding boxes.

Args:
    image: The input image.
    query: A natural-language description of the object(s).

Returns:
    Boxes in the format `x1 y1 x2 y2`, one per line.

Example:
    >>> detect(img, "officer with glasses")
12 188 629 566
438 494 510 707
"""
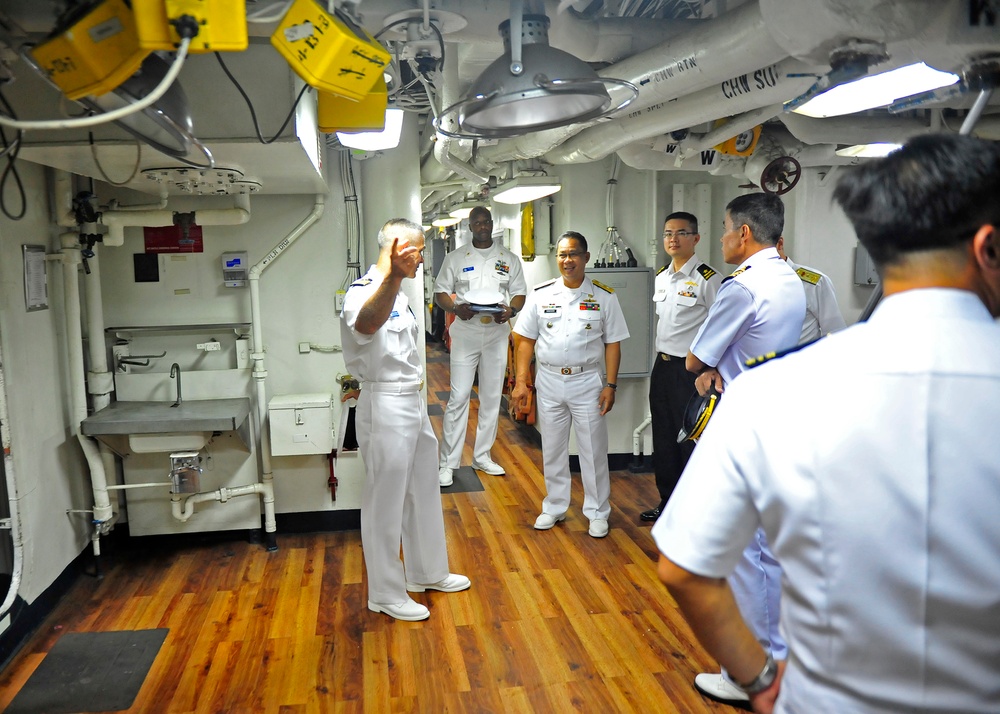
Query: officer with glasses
642 212 722 523
434 206 527 486
511 231 629 538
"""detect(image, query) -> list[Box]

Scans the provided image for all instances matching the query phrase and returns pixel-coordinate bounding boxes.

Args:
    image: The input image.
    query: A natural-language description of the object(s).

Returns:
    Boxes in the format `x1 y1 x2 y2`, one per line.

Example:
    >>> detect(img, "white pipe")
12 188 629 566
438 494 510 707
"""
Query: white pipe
247 194 327 540
547 58 817 164
632 414 651 459
780 113 930 146
0 327 24 620
171 483 269 522
433 45 489 185
98 194 252 246
58 238 114 524
54 171 76 227
616 142 747 174
678 104 784 156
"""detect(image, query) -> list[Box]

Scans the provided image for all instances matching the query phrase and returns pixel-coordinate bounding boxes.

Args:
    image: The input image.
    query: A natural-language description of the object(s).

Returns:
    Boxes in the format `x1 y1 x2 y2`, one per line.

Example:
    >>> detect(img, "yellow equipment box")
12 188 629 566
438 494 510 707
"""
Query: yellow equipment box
132 0 248 53
271 0 390 102
318 77 388 133
30 0 148 100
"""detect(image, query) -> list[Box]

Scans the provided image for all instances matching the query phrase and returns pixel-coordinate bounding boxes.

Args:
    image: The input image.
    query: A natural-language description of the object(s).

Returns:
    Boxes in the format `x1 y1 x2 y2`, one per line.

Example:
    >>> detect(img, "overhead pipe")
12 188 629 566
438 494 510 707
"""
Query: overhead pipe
676 104 784 157
616 141 746 174
432 44 489 186
97 194 251 246
547 58 818 164
780 112 931 146
246 193 327 549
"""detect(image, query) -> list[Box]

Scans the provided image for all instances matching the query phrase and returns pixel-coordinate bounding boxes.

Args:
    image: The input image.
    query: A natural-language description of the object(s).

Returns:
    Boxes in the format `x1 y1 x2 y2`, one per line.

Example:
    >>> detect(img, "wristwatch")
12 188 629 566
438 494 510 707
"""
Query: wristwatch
606 383 617 390
738 653 777 694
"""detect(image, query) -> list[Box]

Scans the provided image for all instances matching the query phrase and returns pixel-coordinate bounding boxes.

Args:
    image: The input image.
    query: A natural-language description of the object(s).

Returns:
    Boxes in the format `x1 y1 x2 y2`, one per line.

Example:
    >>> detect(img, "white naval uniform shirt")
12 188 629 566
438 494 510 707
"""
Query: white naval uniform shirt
653 257 722 357
786 258 847 344
514 276 630 369
341 267 422 384
654 289 1000 714
433 241 527 310
689 247 805 386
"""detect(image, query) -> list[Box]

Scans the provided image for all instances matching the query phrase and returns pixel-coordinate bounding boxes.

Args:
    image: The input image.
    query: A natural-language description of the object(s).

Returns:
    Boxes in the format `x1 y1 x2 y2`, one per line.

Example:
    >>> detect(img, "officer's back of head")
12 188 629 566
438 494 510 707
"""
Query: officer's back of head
833 134 1000 269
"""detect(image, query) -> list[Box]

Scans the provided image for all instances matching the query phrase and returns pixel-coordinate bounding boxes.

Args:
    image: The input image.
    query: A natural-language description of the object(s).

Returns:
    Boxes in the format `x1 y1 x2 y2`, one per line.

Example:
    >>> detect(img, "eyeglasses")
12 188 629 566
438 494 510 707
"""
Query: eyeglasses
470 219 493 227
663 230 695 239
557 251 584 260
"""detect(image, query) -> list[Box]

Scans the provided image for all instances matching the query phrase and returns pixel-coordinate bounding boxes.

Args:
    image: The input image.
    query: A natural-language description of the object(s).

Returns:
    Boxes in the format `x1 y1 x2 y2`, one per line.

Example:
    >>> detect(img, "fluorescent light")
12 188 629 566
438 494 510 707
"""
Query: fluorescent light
835 143 903 158
449 200 481 219
793 62 959 118
492 176 561 205
337 108 404 151
431 214 461 227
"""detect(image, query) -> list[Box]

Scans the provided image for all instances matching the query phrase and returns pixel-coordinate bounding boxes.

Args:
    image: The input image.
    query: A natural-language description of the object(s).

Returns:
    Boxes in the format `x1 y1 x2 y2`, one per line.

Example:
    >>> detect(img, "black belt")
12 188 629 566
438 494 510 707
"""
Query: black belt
658 352 684 362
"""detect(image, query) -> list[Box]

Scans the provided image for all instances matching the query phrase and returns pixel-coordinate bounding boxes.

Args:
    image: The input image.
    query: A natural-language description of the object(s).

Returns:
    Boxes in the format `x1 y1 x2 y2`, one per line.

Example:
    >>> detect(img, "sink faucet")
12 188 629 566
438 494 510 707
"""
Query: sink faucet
169 363 182 407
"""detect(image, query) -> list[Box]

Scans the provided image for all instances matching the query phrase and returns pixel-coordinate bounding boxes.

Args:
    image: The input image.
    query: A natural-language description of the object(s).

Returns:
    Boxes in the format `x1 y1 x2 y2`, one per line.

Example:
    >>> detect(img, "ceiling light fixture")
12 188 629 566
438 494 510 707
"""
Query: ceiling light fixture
835 143 902 158
337 108 405 151
492 175 561 205
436 0 637 139
793 62 959 118
431 213 462 227
448 199 481 219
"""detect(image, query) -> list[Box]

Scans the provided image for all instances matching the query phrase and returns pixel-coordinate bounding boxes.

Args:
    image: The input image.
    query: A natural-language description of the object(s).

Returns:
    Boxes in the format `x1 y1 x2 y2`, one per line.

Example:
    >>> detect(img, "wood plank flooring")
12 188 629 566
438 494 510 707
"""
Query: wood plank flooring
0 340 733 713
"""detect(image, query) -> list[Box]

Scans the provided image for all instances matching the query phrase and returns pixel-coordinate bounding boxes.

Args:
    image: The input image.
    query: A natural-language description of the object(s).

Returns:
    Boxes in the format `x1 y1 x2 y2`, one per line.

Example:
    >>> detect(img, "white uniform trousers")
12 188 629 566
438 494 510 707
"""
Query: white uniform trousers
722 528 787 684
439 318 509 468
356 389 450 603
535 368 611 521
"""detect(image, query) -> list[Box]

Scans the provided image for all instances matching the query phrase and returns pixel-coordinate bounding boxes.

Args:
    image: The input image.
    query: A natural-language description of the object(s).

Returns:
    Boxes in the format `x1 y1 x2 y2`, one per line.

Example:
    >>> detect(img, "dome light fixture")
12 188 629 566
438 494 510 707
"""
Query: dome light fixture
436 0 637 139
492 175 561 205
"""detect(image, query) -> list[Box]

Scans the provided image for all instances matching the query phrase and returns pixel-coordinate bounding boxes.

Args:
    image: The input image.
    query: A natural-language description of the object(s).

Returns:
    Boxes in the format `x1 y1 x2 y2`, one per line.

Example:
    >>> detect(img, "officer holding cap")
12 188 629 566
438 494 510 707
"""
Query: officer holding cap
434 206 527 486
511 231 629 538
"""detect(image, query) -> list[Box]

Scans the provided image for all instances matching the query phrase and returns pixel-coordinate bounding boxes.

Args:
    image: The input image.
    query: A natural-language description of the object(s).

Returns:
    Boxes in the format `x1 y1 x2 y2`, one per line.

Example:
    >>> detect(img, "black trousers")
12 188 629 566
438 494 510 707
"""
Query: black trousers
648 354 697 504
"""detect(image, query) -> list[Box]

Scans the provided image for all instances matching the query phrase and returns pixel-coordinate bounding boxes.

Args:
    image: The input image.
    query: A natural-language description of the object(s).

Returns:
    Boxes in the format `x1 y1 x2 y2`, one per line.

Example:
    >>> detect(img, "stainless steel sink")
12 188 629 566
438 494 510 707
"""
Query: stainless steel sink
81 398 252 454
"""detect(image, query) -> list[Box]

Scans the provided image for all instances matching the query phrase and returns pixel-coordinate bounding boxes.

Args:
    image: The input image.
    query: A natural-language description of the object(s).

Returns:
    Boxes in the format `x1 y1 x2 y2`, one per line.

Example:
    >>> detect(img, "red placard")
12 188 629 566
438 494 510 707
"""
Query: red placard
143 224 204 253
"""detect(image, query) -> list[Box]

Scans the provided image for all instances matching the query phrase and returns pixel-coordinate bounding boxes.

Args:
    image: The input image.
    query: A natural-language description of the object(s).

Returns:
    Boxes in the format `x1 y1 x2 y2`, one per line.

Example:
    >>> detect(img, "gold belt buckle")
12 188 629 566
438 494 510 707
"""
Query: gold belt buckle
560 367 572 375
660 353 670 361
480 316 493 324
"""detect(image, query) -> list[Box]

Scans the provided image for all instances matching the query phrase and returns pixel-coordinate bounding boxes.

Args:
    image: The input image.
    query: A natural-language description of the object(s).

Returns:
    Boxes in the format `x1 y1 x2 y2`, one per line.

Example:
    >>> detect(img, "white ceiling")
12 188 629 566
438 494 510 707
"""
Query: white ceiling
0 0 997 202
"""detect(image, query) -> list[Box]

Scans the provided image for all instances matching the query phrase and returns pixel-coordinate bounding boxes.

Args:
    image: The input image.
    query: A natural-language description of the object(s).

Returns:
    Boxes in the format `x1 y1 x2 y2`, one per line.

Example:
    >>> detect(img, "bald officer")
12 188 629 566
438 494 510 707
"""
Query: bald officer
434 206 527 486
643 211 722 522
341 218 470 622
511 231 630 539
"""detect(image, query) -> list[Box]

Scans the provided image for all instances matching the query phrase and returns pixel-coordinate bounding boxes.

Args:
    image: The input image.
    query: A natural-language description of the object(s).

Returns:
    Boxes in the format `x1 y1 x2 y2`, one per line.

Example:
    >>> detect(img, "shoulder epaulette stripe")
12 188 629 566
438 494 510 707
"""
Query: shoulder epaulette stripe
592 279 614 293
350 278 373 287
745 336 821 368
697 263 717 280
656 265 667 275
796 267 822 285
534 278 557 290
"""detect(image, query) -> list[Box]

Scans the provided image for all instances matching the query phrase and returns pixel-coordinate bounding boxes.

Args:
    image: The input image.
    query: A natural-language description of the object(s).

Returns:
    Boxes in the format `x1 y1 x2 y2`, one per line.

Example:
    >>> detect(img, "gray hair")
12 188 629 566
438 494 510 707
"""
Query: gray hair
377 218 424 250
726 193 784 246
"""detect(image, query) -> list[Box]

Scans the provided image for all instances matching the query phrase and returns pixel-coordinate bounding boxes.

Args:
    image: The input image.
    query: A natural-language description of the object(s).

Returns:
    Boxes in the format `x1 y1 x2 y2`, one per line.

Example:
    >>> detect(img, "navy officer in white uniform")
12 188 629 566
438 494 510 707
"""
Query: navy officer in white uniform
643 211 722 522
340 218 470 622
511 231 630 538
684 193 805 706
657 134 1000 714
434 206 527 486
775 236 846 343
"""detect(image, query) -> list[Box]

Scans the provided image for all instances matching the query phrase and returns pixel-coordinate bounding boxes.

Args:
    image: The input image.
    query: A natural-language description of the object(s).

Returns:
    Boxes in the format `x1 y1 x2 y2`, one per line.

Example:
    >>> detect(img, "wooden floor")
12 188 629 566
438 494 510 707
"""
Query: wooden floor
0 340 733 713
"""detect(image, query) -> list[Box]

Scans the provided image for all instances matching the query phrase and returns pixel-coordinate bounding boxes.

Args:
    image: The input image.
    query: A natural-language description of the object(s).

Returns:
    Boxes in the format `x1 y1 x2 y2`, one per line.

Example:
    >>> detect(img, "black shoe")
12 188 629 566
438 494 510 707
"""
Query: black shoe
640 502 666 522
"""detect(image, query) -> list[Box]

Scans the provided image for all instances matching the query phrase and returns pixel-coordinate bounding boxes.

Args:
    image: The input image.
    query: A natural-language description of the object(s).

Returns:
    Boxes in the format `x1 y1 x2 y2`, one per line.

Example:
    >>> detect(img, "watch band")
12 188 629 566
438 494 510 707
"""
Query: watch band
738 653 777 694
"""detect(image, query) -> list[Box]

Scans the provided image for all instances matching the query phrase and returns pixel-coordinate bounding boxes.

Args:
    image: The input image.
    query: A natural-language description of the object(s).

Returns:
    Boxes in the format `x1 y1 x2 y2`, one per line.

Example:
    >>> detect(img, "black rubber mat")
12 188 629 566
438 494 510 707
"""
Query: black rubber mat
440 465 485 493
6 629 168 713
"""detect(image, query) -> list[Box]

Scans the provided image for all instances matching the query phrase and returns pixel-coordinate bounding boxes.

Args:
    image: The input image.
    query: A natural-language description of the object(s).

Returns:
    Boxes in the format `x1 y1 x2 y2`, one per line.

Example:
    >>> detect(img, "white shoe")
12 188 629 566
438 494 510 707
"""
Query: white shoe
438 466 453 487
533 513 566 530
694 673 749 704
588 518 609 538
406 573 471 593
367 598 430 621
472 458 505 475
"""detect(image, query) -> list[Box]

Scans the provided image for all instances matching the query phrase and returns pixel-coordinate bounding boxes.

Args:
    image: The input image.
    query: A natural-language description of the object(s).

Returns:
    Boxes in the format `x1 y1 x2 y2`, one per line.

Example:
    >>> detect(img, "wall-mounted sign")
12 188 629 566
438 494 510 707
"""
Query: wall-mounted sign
22 244 48 312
